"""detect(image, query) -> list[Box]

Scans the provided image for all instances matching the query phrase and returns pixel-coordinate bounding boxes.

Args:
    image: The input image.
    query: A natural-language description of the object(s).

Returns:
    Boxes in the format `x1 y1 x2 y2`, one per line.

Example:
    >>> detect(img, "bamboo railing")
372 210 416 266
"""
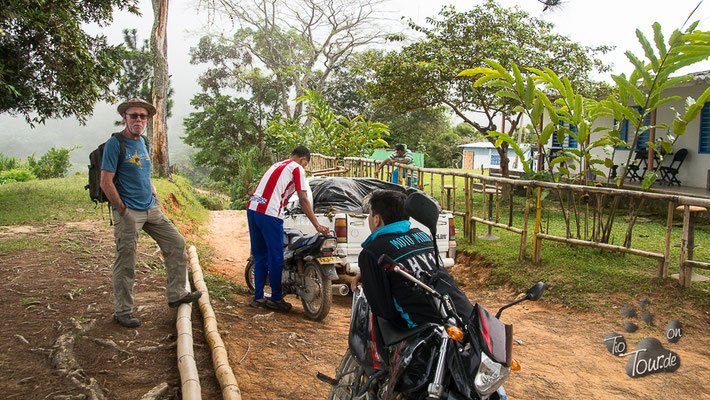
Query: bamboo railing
335 156 710 288
188 246 242 400
177 266 201 399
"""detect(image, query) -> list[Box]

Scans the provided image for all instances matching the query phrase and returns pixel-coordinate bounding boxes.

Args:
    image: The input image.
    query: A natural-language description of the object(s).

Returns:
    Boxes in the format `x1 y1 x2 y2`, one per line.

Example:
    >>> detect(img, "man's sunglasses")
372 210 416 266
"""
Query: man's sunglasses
126 113 150 120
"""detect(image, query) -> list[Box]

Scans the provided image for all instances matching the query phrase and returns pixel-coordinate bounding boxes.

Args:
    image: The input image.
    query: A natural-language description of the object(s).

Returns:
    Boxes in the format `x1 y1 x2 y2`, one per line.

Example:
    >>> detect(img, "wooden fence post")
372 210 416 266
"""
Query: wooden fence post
464 176 470 239
660 201 674 278
679 205 690 287
520 186 531 261
533 187 543 263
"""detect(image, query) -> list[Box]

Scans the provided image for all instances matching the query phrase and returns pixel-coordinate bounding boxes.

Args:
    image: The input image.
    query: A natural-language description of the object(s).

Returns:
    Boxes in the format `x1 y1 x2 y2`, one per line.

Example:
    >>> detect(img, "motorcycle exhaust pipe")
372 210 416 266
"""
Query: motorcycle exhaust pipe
332 284 349 296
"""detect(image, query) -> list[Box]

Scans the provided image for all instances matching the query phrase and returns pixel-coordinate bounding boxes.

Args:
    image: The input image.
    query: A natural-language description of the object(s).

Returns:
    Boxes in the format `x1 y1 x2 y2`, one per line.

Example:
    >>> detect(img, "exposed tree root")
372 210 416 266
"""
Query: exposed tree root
45 318 106 400
139 382 169 400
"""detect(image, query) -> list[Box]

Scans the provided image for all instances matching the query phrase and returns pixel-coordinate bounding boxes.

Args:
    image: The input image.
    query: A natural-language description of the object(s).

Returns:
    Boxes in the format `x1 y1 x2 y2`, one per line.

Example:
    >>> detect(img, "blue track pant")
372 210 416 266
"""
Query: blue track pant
247 209 285 301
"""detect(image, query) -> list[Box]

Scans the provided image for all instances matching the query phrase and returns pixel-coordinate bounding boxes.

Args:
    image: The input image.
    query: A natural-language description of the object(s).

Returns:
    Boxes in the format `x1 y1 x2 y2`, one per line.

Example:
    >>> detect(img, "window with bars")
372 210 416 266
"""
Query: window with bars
551 122 578 149
614 106 652 150
700 101 710 154
490 153 501 166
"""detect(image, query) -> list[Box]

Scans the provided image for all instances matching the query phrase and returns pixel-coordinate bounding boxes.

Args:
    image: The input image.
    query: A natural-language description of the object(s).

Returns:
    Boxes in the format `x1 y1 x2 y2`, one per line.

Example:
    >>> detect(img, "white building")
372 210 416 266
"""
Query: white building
542 70 710 191
459 141 533 171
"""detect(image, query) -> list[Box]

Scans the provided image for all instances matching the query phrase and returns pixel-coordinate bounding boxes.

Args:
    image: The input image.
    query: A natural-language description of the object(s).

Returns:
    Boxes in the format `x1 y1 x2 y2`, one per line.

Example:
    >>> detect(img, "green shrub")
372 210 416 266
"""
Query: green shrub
0 168 36 184
196 194 226 210
230 145 268 209
26 146 76 179
0 153 22 172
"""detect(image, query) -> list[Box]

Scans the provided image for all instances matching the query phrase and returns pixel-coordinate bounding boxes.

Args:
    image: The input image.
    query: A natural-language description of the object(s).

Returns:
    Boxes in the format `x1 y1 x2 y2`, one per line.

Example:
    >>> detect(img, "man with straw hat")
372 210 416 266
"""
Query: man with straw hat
100 98 201 328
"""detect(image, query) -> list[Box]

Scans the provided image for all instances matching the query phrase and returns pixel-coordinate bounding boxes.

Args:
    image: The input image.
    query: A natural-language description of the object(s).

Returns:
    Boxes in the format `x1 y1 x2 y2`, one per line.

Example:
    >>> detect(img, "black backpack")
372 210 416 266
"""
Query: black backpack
85 132 149 204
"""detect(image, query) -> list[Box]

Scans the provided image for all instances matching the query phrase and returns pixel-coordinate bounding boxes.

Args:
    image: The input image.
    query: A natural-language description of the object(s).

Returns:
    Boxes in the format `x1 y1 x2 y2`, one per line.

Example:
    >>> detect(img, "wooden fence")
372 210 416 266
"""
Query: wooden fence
308 154 710 288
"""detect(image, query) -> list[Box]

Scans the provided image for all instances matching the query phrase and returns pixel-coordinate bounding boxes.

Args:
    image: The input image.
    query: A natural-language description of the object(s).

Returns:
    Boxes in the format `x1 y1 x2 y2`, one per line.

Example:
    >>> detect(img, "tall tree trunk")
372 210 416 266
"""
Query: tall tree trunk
151 0 170 178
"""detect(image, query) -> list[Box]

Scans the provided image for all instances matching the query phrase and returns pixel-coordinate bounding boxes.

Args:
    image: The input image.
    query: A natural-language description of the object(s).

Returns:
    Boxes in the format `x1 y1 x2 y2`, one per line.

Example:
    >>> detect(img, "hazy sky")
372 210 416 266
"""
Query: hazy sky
1 0 708 170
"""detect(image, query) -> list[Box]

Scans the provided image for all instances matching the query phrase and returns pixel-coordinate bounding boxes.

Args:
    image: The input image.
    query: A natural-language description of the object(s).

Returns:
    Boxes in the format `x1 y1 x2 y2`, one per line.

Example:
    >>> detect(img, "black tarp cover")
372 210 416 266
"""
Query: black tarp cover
291 177 420 214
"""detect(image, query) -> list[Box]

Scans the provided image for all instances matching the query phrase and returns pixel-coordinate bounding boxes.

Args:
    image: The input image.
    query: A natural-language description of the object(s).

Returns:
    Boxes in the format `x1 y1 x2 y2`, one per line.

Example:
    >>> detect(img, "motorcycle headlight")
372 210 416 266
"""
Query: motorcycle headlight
320 238 337 250
474 352 510 396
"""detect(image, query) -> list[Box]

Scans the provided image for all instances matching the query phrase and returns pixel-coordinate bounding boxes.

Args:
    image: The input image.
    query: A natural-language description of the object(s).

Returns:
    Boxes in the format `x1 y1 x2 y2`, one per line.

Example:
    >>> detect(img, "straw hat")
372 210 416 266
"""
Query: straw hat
117 98 156 117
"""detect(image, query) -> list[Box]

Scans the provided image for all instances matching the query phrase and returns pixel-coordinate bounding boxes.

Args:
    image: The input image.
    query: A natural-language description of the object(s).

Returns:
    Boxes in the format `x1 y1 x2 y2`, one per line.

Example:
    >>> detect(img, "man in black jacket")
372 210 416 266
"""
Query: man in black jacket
350 190 473 328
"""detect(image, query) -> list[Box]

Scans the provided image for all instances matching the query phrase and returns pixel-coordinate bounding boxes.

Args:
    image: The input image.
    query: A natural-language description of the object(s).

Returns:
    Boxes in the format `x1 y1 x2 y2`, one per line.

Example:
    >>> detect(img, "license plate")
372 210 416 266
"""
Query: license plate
316 256 341 264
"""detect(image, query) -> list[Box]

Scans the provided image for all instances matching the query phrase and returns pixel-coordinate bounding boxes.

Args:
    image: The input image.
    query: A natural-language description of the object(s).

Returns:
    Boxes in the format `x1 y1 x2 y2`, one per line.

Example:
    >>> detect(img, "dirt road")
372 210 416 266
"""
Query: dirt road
205 210 710 400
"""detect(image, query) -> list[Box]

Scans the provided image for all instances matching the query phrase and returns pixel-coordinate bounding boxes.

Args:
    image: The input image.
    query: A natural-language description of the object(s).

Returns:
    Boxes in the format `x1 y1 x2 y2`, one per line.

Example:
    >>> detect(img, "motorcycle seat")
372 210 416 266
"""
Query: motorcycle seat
283 228 303 247
376 316 437 347
291 234 323 253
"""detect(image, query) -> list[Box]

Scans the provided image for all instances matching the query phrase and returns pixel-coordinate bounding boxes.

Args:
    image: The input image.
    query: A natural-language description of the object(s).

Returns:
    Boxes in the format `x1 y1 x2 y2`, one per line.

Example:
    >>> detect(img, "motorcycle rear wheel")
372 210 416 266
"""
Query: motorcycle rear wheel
244 258 271 297
301 262 332 321
328 350 370 400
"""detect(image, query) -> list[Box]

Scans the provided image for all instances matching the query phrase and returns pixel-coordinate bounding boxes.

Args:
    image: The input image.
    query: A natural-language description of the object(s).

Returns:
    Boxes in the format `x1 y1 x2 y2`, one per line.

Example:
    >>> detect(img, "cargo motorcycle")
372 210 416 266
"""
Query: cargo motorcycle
245 230 345 321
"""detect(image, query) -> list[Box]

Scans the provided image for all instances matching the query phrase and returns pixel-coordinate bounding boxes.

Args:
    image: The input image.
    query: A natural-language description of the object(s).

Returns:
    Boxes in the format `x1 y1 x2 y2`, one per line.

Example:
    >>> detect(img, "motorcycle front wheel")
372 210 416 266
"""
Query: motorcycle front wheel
301 262 332 321
244 258 271 297
328 350 369 400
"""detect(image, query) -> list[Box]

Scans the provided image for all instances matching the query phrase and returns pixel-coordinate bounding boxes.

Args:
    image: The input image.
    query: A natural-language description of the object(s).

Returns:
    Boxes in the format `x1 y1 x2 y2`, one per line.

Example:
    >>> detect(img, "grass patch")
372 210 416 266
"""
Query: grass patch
456 211 710 312
0 175 101 225
0 238 51 252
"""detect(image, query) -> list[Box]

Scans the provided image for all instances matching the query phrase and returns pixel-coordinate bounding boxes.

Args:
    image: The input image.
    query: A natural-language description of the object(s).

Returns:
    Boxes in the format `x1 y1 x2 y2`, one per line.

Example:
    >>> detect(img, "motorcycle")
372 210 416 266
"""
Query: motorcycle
318 192 545 399
245 229 344 321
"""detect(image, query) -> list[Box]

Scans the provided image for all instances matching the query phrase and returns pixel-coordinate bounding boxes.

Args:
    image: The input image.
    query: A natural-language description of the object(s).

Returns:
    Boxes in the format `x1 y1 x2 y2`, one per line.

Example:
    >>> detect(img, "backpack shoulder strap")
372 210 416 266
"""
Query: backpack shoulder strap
112 132 126 169
141 135 150 154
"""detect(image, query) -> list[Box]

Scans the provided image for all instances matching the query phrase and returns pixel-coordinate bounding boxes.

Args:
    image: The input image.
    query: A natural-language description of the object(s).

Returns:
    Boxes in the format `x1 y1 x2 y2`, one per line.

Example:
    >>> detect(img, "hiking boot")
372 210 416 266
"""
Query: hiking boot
168 291 202 308
266 299 292 312
113 313 140 328
249 299 267 308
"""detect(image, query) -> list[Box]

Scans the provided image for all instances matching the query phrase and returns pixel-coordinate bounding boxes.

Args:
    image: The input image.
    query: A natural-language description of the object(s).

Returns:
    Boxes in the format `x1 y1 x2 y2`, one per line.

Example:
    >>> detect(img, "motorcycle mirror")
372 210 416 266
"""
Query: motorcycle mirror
405 191 441 237
525 282 545 301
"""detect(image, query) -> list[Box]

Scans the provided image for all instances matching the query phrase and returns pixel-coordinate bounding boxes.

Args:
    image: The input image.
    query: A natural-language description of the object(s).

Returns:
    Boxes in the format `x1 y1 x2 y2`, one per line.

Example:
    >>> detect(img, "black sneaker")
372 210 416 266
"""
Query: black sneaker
168 291 202 308
113 313 140 328
266 299 292 312
249 299 267 308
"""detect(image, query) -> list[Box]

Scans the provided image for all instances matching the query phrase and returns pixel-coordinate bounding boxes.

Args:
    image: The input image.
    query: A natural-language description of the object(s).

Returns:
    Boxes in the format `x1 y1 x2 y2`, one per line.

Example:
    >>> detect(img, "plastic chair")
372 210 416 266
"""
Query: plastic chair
625 149 647 182
659 149 688 186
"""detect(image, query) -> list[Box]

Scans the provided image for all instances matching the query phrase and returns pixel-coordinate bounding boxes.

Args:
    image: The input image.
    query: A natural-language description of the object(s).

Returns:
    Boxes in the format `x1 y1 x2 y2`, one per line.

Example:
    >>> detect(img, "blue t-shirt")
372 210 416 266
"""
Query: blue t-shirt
101 133 155 211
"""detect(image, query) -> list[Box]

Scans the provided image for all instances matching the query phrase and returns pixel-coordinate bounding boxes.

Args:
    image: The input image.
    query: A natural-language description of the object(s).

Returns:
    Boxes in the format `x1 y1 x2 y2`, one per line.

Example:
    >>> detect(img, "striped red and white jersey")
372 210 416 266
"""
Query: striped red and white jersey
247 159 308 219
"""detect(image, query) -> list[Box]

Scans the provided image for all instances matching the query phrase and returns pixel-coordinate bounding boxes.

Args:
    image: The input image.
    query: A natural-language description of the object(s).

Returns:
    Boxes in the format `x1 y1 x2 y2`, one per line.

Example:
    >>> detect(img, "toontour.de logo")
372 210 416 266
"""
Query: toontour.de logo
624 338 680 378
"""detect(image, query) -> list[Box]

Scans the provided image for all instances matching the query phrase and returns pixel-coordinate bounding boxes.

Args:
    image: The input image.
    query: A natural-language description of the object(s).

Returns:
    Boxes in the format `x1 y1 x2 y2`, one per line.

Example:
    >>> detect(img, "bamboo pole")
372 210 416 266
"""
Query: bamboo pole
177 267 201 400
520 186 531 261
464 177 470 239
533 187 543 263
481 181 487 223
661 201 674 278
452 178 457 213
430 172 434 197
494 182 499 223
684 259 710 270
188 246 242 400
679 206 690 288
440 174 445 208
536 233 665 260
471 217 523 234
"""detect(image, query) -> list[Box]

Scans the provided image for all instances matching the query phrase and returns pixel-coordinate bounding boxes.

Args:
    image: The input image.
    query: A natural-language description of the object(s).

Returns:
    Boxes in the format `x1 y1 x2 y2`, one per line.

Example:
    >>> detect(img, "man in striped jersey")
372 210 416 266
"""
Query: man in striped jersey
247 146 330 311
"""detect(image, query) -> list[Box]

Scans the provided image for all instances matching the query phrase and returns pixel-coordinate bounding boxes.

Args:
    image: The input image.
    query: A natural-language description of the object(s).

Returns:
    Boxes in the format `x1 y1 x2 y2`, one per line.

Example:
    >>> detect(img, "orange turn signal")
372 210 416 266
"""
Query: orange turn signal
446 326 465 341
511 358 521 371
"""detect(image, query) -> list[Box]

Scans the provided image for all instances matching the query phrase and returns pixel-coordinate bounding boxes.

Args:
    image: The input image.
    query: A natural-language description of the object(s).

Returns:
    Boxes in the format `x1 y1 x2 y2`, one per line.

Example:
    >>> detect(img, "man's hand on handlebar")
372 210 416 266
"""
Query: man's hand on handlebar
350 273 361 293
316 224 330 235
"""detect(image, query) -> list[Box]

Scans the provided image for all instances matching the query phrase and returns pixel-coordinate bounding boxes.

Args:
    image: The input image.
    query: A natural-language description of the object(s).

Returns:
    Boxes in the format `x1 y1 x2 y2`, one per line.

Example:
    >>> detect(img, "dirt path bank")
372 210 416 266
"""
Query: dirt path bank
204 211 710 399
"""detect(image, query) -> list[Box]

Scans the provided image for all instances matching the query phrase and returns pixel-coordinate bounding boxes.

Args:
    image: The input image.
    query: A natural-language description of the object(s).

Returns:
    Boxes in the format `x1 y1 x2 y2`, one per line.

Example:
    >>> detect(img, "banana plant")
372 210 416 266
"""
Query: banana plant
458 10 710 245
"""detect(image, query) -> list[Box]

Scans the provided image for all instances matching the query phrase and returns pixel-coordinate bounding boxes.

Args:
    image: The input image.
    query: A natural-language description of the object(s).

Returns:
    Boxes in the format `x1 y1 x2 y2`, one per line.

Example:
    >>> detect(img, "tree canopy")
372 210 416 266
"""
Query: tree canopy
0 0 139 124
370 0 612 176
194 0 386 120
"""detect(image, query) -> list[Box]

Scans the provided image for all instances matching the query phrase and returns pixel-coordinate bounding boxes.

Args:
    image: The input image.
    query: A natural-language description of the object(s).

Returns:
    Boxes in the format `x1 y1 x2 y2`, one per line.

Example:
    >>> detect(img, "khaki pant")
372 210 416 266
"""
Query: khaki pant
112 203 188 316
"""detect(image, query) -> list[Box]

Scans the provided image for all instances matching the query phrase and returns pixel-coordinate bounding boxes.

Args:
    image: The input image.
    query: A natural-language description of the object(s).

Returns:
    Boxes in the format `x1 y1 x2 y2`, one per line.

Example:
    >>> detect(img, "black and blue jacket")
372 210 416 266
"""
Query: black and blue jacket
358 221 474 328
